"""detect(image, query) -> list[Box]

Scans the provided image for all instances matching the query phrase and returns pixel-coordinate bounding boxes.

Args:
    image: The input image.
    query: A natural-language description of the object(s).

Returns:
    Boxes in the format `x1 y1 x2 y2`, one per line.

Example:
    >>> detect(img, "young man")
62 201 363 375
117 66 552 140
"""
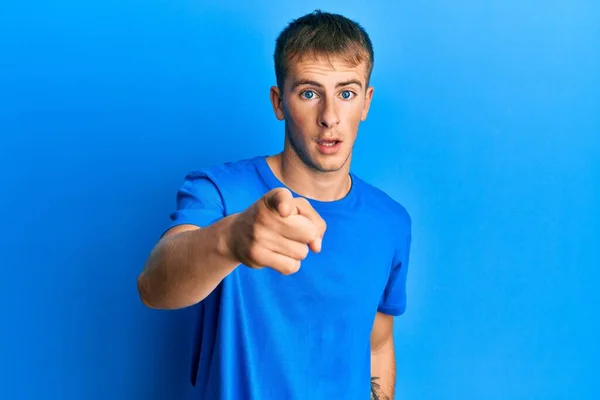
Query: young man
138 10 412 400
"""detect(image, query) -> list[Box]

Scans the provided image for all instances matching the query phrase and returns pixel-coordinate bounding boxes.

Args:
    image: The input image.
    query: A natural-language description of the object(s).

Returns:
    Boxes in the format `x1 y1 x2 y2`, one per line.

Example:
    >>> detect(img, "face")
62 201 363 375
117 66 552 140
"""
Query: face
270 55 374 173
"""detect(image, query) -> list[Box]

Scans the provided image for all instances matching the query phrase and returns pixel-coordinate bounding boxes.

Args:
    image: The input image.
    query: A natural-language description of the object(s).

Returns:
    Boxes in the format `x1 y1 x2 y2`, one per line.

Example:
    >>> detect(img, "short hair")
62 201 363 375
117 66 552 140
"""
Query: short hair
274 10 375 90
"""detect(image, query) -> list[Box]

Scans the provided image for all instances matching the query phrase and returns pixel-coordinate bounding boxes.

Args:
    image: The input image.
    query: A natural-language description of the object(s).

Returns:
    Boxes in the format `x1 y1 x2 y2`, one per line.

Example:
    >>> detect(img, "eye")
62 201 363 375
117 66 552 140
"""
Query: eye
300 90 317 100
340 90 355 100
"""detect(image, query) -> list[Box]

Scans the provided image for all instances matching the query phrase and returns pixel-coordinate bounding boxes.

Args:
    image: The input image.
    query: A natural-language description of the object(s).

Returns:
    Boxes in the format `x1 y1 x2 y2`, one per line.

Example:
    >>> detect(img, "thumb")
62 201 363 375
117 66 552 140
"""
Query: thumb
264 187 296 217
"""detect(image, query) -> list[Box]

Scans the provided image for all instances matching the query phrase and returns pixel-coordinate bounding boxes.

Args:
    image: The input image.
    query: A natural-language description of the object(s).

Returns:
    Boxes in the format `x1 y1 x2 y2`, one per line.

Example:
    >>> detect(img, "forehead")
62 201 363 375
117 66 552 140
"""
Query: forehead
285 54 368 85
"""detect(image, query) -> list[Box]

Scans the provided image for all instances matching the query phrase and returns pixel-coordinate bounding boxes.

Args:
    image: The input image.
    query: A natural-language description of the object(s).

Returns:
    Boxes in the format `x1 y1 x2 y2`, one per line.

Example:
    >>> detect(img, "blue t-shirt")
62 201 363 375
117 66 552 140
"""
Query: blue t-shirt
165 155 412 400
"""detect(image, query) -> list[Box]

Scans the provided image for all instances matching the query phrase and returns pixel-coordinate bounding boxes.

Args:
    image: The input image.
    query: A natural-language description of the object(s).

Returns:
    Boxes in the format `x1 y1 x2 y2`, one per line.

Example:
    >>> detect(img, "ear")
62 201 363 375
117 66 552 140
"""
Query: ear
270 86 285 121
361 86 374 121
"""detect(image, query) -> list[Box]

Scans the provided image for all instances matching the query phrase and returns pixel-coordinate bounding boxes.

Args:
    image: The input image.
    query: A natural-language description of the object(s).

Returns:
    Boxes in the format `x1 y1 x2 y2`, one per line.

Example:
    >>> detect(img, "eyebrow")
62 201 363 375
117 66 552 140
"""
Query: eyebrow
290 79 363 91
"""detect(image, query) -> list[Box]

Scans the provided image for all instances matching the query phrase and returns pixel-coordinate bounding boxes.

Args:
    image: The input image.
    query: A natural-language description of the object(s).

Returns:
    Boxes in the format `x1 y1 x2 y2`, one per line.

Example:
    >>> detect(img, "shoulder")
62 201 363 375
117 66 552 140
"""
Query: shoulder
352 175 412 265
175 156 262 202
352 174 411 229
185 156 262 183
180 156 267 214
180 156 266 200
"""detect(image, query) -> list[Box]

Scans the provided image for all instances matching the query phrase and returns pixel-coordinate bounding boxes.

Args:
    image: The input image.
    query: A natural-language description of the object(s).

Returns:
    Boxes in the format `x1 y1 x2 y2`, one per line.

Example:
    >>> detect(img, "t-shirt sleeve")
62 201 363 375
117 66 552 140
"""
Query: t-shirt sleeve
377 217 412 316
164 170 226 233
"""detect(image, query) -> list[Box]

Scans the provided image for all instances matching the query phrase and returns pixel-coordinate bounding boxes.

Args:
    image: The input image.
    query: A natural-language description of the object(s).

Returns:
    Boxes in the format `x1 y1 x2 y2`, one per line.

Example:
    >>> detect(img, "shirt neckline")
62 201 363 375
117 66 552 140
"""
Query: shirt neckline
254 155 358 211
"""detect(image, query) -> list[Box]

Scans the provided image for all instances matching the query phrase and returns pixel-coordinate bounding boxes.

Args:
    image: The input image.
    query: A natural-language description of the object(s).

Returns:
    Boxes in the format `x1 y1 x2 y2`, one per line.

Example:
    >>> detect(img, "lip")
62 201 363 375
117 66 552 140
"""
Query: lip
316 139 342 155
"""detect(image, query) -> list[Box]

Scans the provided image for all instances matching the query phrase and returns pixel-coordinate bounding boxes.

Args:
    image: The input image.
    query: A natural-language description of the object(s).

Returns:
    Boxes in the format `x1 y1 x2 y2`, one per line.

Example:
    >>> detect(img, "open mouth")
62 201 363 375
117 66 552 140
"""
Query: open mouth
317 140 340 147
316 139 342 154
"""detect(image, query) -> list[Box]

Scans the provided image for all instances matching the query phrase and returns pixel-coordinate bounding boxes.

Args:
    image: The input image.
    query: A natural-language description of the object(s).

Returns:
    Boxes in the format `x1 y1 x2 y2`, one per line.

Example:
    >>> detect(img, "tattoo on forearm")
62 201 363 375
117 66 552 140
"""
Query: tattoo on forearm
371 377 390 400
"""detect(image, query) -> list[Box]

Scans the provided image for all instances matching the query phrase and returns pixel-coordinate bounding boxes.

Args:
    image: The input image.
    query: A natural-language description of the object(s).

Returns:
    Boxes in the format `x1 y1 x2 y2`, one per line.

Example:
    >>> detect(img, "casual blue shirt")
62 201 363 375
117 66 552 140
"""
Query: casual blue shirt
165 155 412 400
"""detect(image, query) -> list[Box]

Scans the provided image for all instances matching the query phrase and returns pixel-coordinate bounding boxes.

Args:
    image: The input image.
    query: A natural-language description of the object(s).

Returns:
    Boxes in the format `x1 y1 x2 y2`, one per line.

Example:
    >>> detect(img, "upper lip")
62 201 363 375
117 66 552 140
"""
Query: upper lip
317 138 341 142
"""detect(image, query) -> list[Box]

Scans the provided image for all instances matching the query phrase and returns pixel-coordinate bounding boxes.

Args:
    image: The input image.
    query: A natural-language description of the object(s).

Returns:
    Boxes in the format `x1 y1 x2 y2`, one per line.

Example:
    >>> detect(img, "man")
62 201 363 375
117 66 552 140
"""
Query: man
138 10 412 400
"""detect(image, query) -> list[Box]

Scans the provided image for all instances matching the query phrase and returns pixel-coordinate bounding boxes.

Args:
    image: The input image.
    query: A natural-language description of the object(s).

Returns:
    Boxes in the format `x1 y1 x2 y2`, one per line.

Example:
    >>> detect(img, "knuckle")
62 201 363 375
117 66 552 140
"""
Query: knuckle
253 216 272 238
246 244 261 263
245 245 256 261
300 245 310 260
307 225 319 241
293 244 309 260
254 207 267 224
295 197 310 207
284 260 301 275
249 224 259 243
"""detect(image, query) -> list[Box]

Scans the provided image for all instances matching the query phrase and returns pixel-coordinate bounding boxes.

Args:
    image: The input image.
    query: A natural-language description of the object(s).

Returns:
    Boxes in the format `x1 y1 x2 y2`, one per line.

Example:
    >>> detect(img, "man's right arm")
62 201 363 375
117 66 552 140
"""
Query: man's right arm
137 187 326 310
137 214 240 310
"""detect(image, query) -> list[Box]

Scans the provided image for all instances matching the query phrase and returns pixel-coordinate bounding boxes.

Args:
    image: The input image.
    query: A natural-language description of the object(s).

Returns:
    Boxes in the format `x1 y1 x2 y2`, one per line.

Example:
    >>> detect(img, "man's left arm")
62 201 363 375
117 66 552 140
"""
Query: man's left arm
370 311 396 400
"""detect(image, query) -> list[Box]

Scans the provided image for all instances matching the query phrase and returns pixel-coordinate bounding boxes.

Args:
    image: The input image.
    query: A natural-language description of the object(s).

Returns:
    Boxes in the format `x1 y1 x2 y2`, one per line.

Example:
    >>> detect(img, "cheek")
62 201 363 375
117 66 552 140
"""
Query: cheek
342 102 365 126
286 102 315 130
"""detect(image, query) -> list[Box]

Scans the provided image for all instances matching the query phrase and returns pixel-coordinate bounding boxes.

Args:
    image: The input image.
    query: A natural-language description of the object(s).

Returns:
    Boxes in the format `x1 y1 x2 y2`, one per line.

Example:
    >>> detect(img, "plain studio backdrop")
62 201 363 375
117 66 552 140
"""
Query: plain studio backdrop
1 1 598 399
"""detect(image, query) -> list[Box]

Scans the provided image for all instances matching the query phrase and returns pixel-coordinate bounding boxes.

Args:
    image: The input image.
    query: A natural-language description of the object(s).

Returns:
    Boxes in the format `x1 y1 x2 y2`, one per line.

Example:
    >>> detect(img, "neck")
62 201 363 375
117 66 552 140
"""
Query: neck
267 149 352 202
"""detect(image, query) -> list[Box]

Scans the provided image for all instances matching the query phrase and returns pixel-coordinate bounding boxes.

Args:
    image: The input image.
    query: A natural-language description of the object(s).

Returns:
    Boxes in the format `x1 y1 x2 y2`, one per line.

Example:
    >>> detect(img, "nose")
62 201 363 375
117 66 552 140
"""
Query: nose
318 97 340 129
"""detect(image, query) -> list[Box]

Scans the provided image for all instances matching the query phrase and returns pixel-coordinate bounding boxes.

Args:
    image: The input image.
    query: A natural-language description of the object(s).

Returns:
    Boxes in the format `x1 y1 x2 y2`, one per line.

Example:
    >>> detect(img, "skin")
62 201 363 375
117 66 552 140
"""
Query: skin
268 54 373 202
138 53 395 399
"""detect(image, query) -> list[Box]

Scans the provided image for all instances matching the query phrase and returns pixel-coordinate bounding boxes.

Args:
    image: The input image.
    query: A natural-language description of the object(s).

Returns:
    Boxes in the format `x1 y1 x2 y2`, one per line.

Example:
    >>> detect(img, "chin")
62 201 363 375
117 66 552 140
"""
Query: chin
308 154 350 173
285 131 351 173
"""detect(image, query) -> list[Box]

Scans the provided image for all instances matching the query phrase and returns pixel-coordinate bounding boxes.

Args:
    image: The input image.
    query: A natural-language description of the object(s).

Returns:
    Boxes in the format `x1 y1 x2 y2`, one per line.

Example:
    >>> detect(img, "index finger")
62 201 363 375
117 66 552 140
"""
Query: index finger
292 197 327 238
264 187 295 217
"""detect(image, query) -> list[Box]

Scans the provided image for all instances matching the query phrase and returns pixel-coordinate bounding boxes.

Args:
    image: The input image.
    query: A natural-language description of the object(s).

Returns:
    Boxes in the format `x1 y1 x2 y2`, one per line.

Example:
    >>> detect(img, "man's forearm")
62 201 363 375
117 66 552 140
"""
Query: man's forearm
371 337 396 400
137 214 240 309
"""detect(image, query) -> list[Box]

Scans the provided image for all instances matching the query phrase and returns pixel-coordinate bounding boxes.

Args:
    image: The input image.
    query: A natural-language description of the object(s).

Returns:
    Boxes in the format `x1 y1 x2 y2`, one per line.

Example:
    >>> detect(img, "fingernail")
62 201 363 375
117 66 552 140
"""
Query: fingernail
315 236 322 252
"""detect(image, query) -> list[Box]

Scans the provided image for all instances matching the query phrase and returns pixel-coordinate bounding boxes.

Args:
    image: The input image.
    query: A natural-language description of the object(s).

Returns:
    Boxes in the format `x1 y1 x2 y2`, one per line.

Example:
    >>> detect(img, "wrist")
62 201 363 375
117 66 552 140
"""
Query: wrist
214 213 241 267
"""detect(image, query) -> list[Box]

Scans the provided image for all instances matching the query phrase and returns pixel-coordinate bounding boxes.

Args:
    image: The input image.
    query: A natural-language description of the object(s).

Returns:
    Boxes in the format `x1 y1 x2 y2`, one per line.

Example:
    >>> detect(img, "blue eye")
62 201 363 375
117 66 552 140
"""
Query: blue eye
341 90 353 99
301 90 315 99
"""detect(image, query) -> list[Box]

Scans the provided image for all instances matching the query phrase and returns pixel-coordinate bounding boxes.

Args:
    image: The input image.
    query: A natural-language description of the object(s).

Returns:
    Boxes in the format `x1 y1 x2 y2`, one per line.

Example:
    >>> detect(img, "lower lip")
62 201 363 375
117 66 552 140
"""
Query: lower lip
316 141 342 155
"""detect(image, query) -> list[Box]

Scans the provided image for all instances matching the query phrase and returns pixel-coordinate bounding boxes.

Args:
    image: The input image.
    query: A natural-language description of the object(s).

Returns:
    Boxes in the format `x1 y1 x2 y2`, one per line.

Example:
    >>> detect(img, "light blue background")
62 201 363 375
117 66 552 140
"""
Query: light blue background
1 1 598 399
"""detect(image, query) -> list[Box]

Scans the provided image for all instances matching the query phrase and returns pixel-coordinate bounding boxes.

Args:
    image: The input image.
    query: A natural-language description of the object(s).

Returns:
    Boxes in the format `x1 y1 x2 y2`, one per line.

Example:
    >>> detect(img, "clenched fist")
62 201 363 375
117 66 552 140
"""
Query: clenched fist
226 188 327 275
